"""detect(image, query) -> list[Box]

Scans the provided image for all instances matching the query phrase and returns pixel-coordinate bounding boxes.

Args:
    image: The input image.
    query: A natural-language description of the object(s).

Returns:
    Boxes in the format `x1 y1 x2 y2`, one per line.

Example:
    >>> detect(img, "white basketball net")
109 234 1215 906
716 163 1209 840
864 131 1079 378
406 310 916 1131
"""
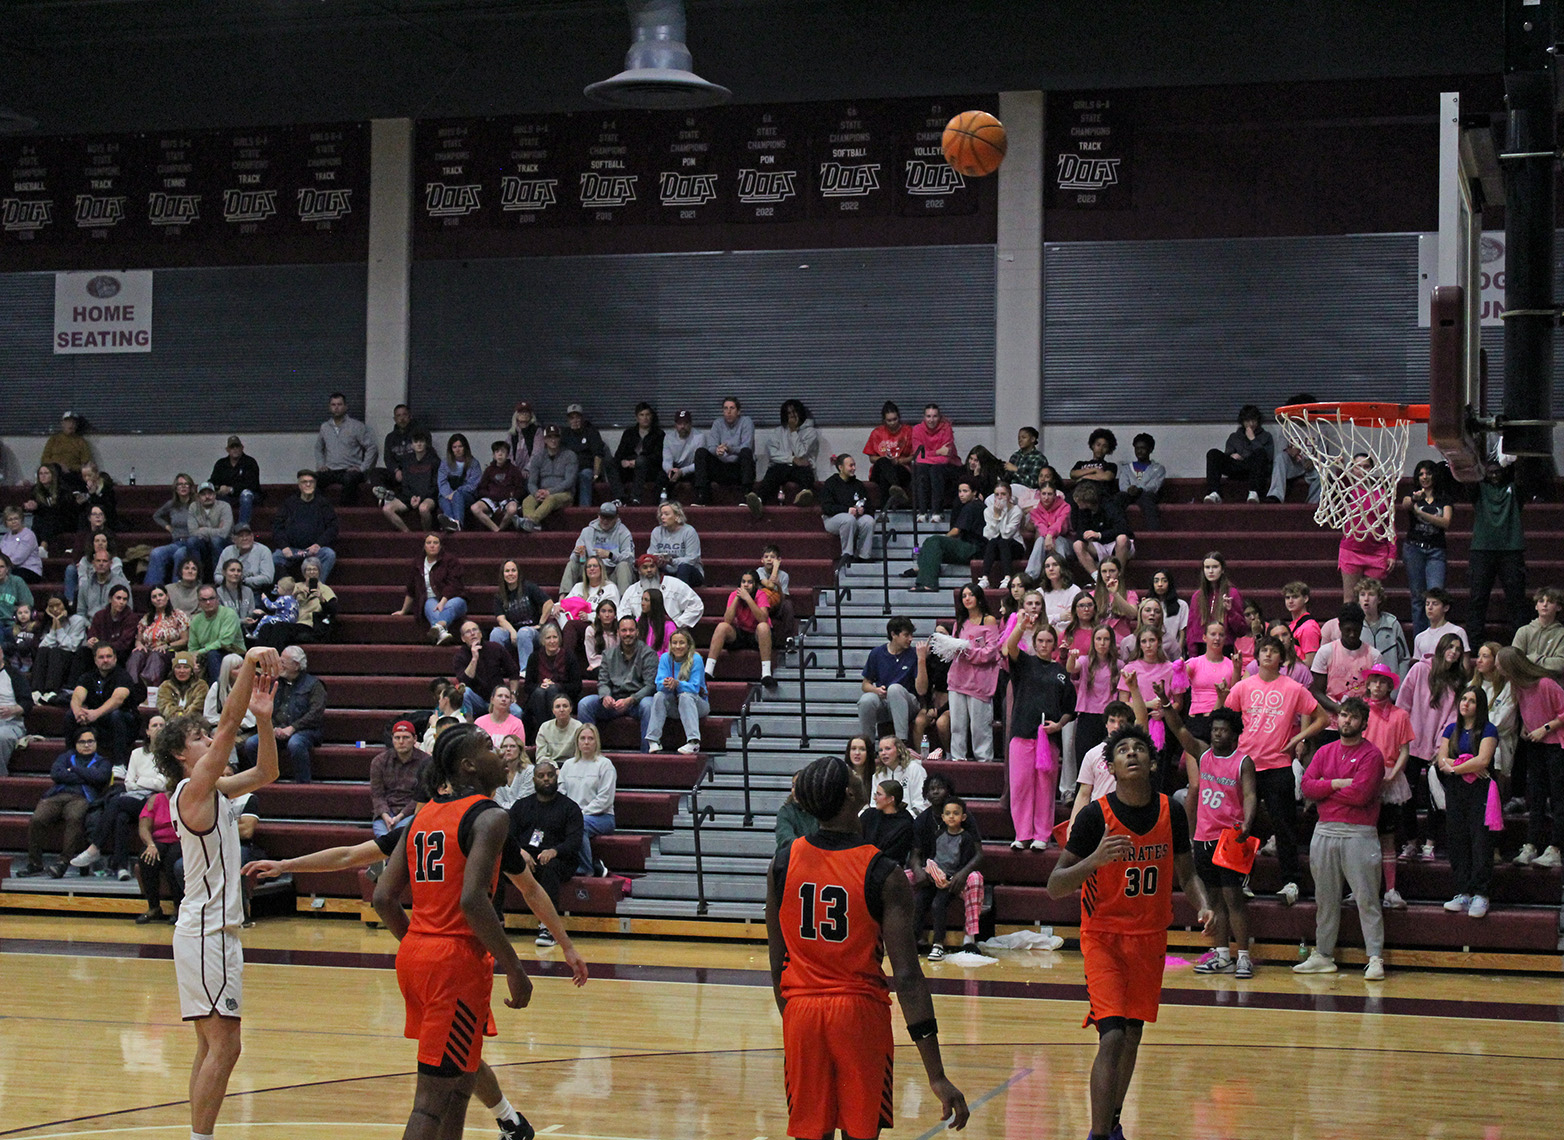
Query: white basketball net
1275 406 1414 544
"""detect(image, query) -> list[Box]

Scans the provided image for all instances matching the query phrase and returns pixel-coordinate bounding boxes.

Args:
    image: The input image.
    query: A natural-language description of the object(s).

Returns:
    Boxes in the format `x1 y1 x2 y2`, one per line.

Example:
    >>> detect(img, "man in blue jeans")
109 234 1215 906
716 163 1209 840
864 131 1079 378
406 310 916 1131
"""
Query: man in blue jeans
236 646 324 782
577 616 657 750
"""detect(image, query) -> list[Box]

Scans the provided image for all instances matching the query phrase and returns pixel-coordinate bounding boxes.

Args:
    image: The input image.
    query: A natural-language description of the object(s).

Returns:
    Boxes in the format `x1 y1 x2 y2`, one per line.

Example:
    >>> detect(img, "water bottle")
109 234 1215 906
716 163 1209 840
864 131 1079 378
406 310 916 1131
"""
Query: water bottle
1297 940 1308 961
128 466 136 486
920 733 931 757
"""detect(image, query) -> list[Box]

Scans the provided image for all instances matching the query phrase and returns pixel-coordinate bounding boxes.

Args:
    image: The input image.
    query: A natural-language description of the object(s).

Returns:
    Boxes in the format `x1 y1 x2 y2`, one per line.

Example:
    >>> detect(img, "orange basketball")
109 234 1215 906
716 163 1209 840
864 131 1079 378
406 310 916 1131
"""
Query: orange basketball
942 110 1007 177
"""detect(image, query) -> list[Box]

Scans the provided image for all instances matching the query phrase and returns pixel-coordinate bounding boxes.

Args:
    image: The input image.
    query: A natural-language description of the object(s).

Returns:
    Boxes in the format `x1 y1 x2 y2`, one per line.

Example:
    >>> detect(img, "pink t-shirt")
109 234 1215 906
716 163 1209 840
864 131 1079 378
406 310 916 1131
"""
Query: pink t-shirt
140 792 179 844
1185 654 1236 716
1289 614 1322 660
475 713 526 746
1119 659 1188 706
1077 743 1117 801
1310 639 1380 727
1074 661 1116 716
1515 678 1564 746
1226 673 1319 771
1365 701 1414 770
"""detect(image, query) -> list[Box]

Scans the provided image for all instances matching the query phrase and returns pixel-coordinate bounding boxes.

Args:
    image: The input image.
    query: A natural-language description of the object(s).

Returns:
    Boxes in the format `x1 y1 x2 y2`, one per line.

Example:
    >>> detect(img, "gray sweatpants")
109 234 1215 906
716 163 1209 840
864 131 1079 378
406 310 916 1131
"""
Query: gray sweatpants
858 683 918 743
1309 821 1384 959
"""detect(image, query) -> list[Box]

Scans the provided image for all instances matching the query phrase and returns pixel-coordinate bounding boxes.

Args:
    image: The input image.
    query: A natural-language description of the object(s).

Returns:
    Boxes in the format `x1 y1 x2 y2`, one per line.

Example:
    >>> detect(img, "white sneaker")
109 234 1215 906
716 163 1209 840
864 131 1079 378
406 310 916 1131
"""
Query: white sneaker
69 846 100 869
677 741 701 754
1513 843 1538 866
1533 846 1562 868
1009 839 1026 850
1421 840 1436 860
1030 840 1049 851
1443 893 1472 912
1381 888 1406 909
976 575 989 588
1363 956 1386 981
1260 836 1277 857
1293 951 1337 974
1468 895 1489 918
1278 882 1300 906
1246 491 1259 503
999 576 1011 589
929 514 943 525
645 741 662 753
1203 491 1222 504
535 929 556 948
916 513 928 523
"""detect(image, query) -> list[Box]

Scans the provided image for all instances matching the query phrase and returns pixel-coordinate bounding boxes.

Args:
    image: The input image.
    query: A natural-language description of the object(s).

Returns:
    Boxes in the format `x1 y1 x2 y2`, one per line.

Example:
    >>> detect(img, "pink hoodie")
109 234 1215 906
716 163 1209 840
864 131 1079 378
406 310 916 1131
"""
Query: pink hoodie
1300 737 1384 826
909 419 958 466
1395 658 1460 761
947 619 1002 700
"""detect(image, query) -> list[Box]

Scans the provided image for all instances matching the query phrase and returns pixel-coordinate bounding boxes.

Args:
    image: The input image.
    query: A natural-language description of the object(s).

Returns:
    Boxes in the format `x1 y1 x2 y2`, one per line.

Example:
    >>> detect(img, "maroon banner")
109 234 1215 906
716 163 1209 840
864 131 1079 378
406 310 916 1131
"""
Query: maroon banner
214 126 291 238
811 101 896 219
727 104 806 223
495 114 572 229
569 111 652 225
648 109 723 226
1 135 61 245
1046 92 1132 210
896 98 982 217
138 130 210 240
61 134 137 243
416 118 492 233
288 122 366 235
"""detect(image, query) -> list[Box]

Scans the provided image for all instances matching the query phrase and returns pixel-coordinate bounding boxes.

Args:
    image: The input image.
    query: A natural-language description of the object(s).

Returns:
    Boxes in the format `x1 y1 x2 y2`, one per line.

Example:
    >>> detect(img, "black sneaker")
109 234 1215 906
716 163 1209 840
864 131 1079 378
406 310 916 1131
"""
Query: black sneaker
498 1114 536 1140
48 862 67 879
15 863 46 878
535 928 557 948
594 858 609 878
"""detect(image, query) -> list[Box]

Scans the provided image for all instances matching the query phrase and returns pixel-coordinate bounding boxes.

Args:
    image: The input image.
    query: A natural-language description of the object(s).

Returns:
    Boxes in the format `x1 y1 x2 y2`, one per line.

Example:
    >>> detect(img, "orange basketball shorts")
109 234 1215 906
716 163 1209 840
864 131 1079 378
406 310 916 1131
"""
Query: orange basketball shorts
782 993 895 1139
1080 928 1168 1027
396 932 498 1073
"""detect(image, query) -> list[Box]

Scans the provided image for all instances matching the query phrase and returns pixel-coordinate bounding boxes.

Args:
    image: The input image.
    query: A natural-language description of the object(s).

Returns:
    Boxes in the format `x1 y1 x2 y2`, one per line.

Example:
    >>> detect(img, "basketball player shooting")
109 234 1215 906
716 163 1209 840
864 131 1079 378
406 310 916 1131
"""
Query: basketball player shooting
1047 724 1214 1140
766 756 968 1140
149 644 282 1140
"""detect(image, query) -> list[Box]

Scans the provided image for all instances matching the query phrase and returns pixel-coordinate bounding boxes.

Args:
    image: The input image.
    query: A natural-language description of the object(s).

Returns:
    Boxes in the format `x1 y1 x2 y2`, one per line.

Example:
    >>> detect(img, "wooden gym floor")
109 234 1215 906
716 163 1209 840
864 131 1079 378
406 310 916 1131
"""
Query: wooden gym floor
1 913 1561 1139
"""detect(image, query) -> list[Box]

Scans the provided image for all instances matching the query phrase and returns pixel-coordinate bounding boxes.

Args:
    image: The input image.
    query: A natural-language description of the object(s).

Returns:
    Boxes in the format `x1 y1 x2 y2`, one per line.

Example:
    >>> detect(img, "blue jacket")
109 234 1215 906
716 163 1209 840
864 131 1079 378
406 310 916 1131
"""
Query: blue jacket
47 750 112 803
655 651 707 697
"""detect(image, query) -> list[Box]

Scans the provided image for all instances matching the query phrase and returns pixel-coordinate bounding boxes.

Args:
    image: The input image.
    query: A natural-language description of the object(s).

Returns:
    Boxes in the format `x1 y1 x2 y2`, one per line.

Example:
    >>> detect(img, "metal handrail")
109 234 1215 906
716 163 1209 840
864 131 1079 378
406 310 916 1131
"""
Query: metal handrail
830 562 850 679
878 510 901 616
797 647 819 748
687 752 716 916
736 680 763 827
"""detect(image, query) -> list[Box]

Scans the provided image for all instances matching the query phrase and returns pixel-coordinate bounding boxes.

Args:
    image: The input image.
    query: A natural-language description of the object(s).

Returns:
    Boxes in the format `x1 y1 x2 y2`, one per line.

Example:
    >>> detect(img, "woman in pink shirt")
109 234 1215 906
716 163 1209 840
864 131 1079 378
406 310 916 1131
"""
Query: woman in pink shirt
1395 633 1467 859
1023 479 1074 579
475 684 527 746
1118 625 1189 779
1363 664 1414 907
1187 552 1246 657
1186 620 1240 744
1059 593 1098 664
1497 646 1564 869
136 790 182 923
946 584 1001 762
1068 624 1119 761
1092 557 1139 642
909 403 958 523
1233 599 1266 673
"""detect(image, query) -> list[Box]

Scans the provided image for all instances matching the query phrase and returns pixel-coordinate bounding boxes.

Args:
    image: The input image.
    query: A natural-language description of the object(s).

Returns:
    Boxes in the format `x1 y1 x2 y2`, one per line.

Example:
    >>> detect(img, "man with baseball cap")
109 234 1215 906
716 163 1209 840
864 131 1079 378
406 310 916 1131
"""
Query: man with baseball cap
208 435 263 527
562 500 635 593
187 480 234 579
521 425 578 532
618 553 705 630
562 403 614 507
662 409 703 503
369 720 431 838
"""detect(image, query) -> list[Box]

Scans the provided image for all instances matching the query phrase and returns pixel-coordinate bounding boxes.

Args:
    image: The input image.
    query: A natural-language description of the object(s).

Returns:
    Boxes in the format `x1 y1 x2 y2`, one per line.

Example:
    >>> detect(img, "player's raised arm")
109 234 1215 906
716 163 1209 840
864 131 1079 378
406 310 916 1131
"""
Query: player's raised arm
218 674 278 797
880 867 968 1131
178 647 279 831
244 838 386 880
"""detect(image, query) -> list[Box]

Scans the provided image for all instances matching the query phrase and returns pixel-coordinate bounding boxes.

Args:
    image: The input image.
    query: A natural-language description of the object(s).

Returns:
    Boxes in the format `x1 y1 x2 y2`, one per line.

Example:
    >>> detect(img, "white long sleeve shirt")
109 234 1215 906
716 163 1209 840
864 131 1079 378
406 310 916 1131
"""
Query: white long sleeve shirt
618 574 704 629
560 755 618 816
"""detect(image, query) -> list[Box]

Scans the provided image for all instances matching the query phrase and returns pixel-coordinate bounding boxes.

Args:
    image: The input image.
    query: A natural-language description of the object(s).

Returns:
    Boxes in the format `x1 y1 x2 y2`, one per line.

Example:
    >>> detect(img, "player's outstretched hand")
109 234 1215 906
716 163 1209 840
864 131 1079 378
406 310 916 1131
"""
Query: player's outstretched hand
242 859 284 880
1197 907 1216 934
503 963 534 1010
245 645 282 677
247 675 276 720
931 1075 969 1131
563 945 590 987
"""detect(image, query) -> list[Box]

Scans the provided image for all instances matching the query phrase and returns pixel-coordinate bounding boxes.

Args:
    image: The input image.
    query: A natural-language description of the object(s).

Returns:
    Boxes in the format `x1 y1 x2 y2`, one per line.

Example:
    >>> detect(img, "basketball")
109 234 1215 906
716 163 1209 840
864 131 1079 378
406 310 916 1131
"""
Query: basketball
942 110 1007 177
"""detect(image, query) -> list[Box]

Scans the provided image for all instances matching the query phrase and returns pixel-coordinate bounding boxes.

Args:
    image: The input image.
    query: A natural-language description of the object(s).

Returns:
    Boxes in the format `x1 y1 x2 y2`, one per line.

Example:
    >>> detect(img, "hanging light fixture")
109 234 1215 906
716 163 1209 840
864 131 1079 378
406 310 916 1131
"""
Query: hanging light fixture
584 0 731 110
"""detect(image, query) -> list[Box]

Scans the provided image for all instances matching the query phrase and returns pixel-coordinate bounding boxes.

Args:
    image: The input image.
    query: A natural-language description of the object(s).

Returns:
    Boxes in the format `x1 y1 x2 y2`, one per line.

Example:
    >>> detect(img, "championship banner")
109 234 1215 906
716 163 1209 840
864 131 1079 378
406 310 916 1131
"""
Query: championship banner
139 130 209 240
495 114 570 228
649 108 723 226
214 125 290 237
1 135 58 244
570 111 652 225
896 97 983 217
288 122 366 235
1045 92 1132 210
417 118 492 232
811 101 896 218
727 104 806 223
54 269 153 353
61 134 136 243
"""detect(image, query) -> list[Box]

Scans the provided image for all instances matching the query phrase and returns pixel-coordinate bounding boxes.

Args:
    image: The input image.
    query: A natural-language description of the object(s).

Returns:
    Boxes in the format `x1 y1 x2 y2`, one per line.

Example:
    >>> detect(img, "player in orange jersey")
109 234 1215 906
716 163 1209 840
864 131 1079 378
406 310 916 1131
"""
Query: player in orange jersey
766 755 967 1140
1048 724 1213 1140
374 724 588 1140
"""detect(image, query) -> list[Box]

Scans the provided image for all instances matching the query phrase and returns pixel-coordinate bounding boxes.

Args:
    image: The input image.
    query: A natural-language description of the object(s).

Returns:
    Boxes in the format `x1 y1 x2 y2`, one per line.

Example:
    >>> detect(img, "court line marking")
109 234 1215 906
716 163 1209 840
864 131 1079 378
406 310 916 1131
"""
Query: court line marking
912 1067 1033 1140
0 1127 672 1140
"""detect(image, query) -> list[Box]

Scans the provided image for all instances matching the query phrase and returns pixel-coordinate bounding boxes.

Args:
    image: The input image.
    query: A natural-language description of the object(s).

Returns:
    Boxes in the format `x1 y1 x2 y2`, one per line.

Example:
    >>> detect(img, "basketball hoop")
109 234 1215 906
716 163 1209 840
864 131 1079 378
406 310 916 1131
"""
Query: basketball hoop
1274 402 1429 544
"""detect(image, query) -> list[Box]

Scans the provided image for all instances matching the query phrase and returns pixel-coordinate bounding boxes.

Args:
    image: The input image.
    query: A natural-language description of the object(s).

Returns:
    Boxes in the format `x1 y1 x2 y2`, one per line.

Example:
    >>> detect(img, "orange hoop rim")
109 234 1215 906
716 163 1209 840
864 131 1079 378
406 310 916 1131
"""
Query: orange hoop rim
1275 401 1430 427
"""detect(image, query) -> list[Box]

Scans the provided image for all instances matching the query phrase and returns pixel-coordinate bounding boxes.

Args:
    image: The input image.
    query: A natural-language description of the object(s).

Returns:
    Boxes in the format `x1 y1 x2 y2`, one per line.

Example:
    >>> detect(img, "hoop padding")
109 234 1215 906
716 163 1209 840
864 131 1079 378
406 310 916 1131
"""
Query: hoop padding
1275 403 1422 543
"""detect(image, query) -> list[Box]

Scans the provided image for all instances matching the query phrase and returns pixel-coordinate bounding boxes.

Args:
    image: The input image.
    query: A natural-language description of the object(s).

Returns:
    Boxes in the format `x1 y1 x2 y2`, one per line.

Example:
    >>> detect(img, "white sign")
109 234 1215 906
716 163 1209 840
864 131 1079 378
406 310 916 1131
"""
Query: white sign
1416 232 1505 328
53 270 153 354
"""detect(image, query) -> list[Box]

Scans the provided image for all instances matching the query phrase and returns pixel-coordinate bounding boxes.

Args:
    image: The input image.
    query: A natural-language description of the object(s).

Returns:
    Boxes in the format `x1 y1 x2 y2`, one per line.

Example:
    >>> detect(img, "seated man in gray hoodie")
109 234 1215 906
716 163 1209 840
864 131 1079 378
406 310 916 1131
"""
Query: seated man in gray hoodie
561 501 635 593
520 426 578 532
747 398 819 516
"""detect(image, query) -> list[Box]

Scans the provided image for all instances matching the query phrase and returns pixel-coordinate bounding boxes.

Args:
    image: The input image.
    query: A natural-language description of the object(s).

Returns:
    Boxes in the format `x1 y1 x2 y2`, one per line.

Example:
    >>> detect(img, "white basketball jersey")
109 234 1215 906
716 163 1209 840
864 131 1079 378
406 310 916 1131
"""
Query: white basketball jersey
173 778 246 933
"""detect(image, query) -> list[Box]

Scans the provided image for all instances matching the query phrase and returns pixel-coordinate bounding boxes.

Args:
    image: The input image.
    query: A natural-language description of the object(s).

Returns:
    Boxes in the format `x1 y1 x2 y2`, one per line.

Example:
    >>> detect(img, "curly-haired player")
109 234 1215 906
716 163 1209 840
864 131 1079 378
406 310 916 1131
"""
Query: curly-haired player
765 755 968 1139
1048 724 1213 1140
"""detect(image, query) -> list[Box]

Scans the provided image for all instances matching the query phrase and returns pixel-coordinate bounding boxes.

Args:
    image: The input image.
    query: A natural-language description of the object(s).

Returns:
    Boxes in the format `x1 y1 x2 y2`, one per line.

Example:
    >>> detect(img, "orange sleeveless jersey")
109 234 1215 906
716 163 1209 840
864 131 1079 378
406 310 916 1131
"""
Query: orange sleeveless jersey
405 794 501 939
1079 795 1175 935
778 836 892 1004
